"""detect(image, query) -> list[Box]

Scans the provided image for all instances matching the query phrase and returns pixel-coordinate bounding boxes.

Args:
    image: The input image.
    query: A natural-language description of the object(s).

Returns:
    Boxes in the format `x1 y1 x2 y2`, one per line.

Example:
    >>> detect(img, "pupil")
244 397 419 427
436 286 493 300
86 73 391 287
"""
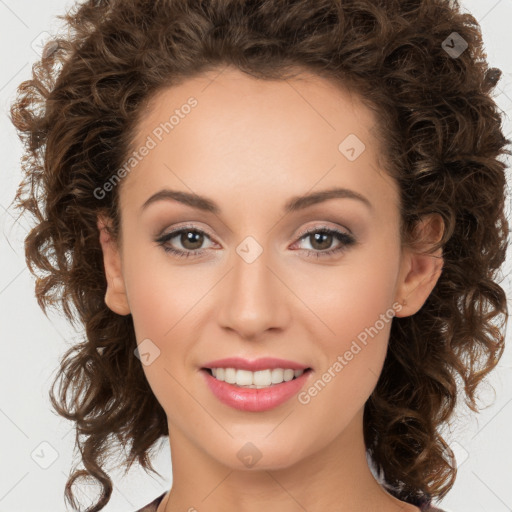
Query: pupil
312 232 331 250
182 231 203 250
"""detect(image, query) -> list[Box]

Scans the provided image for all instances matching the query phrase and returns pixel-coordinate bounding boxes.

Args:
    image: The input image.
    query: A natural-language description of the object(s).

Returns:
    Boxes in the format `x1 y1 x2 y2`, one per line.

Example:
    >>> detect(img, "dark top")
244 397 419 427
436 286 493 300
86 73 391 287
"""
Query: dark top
136 491 447 511
412 494 447 511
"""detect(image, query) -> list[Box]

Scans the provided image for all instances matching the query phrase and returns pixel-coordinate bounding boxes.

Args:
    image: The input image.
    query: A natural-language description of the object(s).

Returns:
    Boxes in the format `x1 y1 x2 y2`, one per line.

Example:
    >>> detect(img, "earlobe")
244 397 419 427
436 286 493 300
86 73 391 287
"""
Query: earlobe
97 215 131 316
394 214 444 318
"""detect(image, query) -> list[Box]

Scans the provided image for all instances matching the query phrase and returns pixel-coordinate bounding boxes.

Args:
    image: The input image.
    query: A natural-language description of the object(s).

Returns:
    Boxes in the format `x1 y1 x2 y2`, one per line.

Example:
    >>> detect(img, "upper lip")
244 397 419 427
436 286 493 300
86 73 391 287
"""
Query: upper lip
201 357 311 372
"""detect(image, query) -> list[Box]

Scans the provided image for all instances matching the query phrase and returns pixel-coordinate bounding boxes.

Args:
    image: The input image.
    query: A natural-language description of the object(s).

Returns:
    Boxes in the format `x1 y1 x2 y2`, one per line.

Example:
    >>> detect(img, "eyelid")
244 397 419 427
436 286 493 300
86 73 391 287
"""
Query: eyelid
156 223 218 248
156 221 353 246
289 224 356 253
156 222 216 240
155 221 356 261
293 222 353 239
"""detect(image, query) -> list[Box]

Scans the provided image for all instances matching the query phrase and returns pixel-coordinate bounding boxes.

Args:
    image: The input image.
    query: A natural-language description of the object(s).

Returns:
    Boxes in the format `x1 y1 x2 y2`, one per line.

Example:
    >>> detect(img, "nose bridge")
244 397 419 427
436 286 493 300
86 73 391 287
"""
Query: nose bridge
216 236 289 338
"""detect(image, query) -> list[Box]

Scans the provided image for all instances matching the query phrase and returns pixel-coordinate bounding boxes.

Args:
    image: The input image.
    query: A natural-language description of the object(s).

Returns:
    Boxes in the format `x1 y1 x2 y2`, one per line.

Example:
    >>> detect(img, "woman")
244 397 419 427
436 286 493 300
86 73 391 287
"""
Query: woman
9 0 509 511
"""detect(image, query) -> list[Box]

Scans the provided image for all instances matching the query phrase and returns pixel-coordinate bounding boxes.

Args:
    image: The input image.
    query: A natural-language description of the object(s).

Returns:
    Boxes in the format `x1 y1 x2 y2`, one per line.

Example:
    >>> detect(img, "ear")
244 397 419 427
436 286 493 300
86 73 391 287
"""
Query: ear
394 214 444 318
97 215 131 316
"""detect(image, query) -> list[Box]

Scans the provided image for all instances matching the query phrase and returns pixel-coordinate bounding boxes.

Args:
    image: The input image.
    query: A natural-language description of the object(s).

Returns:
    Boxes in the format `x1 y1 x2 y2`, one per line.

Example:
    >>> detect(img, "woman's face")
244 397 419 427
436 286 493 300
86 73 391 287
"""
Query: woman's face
98 67 442 472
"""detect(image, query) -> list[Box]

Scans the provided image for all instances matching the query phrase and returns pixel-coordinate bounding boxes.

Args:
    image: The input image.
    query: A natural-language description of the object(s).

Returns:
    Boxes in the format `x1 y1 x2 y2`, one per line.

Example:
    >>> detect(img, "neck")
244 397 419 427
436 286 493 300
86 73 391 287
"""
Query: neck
158 407 420 512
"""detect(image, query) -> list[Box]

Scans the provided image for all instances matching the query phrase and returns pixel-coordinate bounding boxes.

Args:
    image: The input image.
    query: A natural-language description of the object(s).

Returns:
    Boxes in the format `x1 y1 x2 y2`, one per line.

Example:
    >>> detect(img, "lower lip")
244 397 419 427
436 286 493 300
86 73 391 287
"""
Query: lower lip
201 368 312 412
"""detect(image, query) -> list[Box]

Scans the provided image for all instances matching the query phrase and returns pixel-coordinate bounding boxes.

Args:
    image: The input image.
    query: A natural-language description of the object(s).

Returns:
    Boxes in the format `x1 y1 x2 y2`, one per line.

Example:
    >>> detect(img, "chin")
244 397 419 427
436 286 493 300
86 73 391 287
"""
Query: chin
210 437 308 472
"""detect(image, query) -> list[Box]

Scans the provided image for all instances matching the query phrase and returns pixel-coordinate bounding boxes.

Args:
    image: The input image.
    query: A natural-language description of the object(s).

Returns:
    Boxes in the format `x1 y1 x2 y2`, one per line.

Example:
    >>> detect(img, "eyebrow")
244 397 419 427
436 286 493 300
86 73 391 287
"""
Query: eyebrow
140 187 373 214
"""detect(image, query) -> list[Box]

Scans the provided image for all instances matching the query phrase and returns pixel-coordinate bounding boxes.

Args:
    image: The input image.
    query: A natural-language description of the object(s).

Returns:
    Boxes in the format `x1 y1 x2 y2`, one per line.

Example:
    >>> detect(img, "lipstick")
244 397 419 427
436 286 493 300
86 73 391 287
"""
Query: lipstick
200 357 313 412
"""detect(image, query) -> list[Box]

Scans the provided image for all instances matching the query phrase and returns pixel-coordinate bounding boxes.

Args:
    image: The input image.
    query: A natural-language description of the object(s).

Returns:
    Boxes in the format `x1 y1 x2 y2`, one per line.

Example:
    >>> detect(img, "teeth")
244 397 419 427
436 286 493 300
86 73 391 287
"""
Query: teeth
210 368 305 388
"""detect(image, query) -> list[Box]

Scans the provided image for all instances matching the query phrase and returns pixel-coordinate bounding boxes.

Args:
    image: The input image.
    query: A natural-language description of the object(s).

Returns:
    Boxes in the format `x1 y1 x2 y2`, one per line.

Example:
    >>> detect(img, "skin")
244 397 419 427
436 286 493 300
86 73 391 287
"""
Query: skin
97 66 444 512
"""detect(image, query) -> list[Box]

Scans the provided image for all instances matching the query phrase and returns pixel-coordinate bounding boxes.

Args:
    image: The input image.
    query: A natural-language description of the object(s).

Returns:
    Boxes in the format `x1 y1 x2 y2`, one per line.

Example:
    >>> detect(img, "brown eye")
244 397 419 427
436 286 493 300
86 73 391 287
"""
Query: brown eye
294 227 356 259
155 227 215 258
308 231 335 251
178 230 205 250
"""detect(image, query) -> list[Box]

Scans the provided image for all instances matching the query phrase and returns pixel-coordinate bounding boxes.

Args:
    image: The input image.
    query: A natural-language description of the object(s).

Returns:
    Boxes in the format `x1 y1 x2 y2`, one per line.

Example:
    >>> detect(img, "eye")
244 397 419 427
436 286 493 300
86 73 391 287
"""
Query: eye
293 226 356 258
155 224 356 259
155 225 216 258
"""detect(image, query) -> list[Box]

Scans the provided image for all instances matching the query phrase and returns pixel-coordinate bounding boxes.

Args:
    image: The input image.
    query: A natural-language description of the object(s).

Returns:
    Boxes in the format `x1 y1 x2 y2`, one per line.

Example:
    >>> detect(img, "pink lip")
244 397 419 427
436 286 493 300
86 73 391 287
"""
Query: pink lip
201 357 311 372
201 368 313 412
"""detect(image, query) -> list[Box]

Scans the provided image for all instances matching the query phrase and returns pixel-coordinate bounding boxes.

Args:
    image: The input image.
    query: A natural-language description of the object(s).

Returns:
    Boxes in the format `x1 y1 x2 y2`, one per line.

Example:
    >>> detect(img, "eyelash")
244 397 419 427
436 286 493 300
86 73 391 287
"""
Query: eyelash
155 224 356 260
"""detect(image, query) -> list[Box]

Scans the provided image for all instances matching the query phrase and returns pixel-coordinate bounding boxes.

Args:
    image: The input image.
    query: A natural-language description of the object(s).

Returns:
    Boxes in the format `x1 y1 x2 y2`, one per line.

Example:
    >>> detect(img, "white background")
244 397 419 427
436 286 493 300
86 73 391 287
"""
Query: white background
1 1 511 511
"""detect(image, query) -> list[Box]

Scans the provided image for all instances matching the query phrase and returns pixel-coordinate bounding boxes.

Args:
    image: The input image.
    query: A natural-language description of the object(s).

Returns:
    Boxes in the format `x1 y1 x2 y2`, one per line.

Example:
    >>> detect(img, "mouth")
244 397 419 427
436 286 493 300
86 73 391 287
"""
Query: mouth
200 366 314 412
201 367 313 388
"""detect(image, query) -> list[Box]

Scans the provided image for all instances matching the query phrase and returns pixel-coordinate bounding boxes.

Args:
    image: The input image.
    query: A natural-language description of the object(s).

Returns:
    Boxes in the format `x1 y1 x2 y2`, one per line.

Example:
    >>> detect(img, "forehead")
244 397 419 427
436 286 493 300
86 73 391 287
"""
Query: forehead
121 66 397 215
134 66 378 148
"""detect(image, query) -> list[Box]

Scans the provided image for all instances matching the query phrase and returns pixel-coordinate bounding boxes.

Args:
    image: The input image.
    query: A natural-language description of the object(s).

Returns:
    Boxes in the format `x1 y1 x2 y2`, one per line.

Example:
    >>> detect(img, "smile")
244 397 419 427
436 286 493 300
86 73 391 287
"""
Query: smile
201 367 313 412
206 367 306 388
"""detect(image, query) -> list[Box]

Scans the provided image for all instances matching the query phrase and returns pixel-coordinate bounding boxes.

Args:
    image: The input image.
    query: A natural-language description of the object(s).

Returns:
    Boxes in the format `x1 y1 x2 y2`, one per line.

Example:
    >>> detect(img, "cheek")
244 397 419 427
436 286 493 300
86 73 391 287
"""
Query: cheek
298 241 400 345
122 251 199 412
296 243 400 406
295 286 395 446
123 245 205 337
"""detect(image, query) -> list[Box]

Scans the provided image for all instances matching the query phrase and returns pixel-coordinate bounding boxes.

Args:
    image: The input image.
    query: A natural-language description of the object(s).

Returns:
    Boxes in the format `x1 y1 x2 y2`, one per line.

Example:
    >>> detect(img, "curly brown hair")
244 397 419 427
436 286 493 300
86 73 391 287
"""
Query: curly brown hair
9 0 510 510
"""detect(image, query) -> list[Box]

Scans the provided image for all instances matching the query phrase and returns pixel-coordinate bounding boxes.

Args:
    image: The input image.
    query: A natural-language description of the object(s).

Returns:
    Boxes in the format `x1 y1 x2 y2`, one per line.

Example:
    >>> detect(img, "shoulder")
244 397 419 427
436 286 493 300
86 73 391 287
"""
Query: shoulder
135 491 167 512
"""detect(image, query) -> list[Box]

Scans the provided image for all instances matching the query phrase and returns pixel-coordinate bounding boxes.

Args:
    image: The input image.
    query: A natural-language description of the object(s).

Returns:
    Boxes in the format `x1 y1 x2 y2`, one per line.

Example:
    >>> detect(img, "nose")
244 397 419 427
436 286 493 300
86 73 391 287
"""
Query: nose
216 245 291 340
